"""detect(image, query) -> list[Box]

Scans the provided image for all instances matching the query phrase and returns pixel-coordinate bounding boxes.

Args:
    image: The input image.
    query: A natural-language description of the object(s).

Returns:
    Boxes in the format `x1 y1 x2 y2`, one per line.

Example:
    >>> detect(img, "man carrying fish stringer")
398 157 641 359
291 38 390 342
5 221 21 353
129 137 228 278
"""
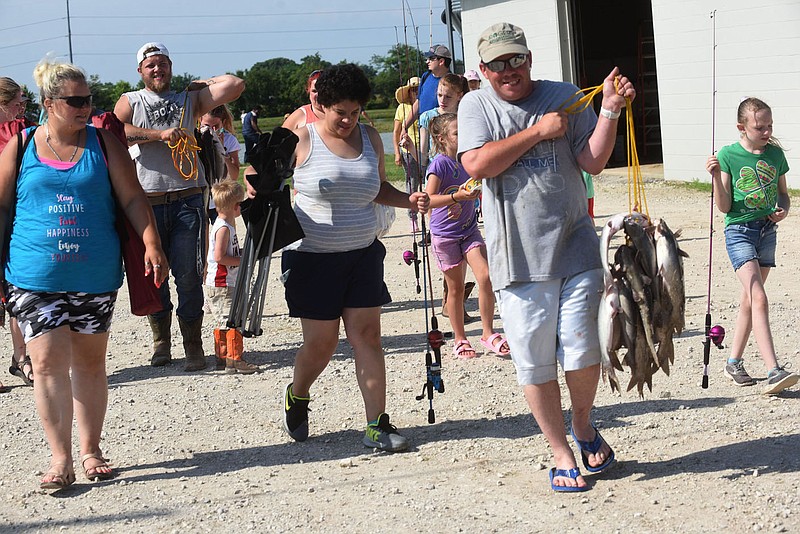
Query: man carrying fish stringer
459 23 636 493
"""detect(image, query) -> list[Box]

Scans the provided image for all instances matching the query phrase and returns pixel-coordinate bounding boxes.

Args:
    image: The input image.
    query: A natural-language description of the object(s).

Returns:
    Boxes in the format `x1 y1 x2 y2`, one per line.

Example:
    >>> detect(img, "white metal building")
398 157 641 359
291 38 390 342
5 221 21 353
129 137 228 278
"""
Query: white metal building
456 0 800 187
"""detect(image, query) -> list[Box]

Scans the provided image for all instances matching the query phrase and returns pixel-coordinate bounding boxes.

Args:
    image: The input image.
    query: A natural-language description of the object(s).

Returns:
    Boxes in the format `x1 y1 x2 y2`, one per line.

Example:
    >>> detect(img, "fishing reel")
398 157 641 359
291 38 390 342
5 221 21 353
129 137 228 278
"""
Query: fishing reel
427 327 444 350
403 247 422 294
709 324 725 349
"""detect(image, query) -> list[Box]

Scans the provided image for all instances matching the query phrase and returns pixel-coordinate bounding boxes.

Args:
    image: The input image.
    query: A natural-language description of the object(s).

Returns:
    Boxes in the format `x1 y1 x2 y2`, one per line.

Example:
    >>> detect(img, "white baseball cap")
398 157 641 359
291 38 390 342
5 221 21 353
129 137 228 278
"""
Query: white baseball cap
137 42 170 65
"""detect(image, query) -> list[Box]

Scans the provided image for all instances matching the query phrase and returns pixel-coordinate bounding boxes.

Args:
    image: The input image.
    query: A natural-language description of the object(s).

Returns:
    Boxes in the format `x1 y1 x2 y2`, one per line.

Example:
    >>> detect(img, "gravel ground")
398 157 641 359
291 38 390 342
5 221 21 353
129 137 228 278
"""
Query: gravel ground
1 169 799 533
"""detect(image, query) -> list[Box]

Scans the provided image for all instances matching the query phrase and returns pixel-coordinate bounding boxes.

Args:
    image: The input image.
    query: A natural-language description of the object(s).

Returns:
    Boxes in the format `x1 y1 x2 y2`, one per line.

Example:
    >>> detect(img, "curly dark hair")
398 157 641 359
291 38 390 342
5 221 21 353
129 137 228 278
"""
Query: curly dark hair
315 64 372 108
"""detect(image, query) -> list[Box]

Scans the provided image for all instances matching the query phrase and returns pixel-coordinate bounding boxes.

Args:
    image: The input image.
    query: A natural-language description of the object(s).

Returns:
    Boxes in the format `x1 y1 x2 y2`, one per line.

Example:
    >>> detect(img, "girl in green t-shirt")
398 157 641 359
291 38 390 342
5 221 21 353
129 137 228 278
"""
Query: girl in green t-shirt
706 97 798 395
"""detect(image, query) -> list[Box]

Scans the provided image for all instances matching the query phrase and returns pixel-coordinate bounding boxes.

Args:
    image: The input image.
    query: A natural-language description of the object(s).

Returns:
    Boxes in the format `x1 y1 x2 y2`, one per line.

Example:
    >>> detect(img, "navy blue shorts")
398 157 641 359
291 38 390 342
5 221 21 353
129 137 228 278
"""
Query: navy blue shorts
281 240 391 320
724 219 777 271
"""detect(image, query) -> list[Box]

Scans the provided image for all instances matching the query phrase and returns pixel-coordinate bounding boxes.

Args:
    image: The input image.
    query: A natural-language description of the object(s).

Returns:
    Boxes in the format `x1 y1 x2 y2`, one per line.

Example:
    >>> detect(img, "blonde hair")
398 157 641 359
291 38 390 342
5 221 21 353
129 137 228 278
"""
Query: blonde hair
429 112 457 155
208 104 235 133
211 179 245 211
0 77 22 114
32 55 86 102
738 97 783 149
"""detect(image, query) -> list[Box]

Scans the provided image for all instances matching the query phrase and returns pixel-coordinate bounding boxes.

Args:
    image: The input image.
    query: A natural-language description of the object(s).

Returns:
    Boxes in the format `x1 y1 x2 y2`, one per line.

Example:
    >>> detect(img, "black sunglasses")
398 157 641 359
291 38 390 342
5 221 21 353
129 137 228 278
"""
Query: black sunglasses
55 95 93 108
482 54 527 73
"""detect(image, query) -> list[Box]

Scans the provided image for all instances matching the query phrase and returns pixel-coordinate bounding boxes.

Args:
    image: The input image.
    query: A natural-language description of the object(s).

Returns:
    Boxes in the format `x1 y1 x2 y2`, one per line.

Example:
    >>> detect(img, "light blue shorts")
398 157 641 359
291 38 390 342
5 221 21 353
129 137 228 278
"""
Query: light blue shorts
724 219 777 271
496 269 603 385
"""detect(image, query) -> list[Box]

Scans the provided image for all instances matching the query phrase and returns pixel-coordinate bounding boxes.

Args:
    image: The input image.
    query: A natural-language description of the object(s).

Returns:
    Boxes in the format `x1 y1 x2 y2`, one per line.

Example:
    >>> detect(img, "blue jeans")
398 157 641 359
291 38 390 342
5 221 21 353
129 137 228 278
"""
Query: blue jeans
150 193 207 321
243 134 259 164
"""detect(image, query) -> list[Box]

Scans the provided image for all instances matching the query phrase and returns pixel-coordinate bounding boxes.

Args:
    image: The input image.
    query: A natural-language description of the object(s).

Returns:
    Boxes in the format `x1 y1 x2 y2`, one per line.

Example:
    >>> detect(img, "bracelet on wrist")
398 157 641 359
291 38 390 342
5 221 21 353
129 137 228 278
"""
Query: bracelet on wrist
451 192 457 204
599 107 621 120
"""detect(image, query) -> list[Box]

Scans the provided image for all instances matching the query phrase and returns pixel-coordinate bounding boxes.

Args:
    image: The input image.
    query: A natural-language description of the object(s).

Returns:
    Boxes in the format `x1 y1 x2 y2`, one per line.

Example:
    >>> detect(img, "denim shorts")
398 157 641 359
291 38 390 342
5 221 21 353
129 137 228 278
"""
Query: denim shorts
724 219 777 271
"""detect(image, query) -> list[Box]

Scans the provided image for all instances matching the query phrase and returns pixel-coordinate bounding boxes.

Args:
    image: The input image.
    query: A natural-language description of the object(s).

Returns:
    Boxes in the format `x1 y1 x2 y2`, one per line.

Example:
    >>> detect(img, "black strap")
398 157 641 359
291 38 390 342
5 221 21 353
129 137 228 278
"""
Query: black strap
4 126 36 268
95 127 109 160
14 126 36 179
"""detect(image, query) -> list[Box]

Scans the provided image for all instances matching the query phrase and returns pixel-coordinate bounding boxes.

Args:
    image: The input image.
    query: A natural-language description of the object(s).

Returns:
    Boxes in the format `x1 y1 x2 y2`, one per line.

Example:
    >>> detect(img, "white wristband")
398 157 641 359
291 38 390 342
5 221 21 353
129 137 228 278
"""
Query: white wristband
600 107 621 120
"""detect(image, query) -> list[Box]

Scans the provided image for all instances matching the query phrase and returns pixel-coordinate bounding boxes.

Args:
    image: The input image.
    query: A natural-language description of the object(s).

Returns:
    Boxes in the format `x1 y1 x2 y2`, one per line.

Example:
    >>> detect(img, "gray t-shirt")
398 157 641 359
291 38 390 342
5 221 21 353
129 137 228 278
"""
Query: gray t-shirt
123 89 206 193
457 80 601 290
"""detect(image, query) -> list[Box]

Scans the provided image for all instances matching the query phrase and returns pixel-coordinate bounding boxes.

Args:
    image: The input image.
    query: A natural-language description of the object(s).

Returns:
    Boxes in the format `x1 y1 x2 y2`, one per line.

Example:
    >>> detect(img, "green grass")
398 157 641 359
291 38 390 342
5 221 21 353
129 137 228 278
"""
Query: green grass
663 179 800 198
678 179 712 194
233 106 397 141
384 154 405 184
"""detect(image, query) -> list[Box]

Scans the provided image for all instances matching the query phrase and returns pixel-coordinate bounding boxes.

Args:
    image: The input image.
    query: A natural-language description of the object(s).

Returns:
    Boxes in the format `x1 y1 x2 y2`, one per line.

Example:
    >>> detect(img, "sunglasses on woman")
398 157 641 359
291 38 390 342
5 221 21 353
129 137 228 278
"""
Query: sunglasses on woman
55 95 93 108
482 54 527 73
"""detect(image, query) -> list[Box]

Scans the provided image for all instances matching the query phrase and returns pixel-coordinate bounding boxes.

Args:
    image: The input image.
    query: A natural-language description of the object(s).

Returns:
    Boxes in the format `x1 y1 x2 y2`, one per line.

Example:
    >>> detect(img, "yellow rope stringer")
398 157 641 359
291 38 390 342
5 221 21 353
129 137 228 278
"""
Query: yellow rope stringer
558 84 603 115
167 91 201 181
559 81 648 219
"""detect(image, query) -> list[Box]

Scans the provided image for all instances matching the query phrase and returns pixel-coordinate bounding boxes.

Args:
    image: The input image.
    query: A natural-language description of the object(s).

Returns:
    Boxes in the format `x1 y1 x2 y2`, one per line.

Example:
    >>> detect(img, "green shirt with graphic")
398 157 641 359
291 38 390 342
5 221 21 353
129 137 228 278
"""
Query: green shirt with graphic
718 141 789 226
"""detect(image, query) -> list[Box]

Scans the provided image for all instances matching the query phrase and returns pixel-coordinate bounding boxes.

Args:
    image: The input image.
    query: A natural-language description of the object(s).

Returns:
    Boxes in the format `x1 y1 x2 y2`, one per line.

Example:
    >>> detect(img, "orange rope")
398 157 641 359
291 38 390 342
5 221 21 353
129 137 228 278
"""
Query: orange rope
167 91 200 181
168 130 201 181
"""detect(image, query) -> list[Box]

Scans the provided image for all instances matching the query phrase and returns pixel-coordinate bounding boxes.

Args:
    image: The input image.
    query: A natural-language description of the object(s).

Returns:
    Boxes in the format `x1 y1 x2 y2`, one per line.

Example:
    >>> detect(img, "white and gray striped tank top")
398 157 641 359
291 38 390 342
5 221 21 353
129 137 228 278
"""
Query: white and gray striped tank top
288 123 380 253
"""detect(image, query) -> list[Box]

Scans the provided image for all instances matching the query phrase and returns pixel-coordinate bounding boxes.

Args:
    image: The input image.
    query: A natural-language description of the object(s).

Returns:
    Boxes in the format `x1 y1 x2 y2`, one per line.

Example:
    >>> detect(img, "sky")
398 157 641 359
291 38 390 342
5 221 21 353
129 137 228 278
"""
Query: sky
1 0 457 93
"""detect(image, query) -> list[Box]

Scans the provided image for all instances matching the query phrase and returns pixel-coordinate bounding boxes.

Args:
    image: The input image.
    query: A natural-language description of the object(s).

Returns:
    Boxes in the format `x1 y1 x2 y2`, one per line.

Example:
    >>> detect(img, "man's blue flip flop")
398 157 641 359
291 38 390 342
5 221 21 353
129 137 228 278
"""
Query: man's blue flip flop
549 467 588 492
571 424 616 473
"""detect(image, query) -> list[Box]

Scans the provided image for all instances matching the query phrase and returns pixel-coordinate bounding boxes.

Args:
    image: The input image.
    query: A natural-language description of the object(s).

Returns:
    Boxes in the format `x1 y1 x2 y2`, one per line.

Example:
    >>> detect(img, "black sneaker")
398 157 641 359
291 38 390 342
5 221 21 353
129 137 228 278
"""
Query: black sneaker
363 413 409 452
723 359 755 386
763 366 799 395
282 383 310 441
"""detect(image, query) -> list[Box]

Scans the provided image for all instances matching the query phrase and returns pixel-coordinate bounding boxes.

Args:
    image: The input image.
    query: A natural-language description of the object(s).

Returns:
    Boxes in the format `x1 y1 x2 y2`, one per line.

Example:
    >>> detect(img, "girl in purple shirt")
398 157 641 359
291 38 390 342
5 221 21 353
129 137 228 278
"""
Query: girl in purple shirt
425 113 509 359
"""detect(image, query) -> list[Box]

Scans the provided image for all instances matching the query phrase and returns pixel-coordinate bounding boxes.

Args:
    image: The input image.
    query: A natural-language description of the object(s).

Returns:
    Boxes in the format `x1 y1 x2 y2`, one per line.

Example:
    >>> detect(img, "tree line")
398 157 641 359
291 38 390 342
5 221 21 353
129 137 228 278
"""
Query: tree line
74 45 430 119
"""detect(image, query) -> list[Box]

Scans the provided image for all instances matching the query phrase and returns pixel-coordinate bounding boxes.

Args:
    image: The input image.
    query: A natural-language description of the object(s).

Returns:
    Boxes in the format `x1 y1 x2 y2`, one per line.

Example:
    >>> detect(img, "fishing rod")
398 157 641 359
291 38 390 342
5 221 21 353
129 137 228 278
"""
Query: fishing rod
702 9 725 388
397 0 444 422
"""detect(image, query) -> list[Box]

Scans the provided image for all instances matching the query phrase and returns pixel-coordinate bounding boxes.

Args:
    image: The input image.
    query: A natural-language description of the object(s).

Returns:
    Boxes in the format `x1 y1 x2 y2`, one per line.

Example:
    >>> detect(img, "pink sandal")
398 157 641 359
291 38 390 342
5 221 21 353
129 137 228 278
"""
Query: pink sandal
453 339 478 360
480 333 510 357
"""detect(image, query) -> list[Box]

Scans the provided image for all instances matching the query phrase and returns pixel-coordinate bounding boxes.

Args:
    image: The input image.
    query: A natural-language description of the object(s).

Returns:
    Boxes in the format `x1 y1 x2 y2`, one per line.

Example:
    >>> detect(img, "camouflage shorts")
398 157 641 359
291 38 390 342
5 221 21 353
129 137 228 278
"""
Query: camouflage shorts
5 284 117 343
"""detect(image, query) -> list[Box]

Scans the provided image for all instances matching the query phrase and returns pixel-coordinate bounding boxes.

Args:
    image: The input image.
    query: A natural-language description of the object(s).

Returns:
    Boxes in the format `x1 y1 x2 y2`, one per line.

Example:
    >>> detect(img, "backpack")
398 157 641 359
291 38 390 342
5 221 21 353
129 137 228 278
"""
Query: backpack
90 111 127 146
91 112 163 316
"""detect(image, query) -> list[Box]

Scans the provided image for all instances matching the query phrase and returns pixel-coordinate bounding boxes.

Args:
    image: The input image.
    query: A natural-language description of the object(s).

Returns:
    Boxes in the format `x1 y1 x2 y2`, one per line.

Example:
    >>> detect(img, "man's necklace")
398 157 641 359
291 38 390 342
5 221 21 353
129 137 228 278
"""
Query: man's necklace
45 124 81 162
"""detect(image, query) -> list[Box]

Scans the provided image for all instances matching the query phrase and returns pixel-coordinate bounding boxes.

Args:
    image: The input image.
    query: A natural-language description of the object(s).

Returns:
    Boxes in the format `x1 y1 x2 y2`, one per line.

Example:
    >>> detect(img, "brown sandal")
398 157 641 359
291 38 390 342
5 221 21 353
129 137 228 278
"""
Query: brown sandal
81 453 115 481
40 465 76 490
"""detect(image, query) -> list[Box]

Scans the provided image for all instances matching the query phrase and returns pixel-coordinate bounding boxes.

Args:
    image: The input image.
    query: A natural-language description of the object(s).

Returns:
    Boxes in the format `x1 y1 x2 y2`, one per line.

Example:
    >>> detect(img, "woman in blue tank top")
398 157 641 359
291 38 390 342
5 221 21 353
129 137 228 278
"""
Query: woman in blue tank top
279 64 429 453
0 57 167 490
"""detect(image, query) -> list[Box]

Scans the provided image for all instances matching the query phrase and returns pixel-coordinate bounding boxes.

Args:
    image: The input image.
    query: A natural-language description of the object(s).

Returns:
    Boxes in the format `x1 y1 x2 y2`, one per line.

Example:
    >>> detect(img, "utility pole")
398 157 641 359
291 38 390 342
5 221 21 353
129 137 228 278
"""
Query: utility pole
444 1 455 73
66 0 73 62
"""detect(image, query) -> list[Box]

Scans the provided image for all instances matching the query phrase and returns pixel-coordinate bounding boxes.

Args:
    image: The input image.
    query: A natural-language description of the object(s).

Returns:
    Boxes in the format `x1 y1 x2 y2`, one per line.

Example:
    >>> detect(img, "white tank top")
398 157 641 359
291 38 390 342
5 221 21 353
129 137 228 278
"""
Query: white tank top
288 123 380 253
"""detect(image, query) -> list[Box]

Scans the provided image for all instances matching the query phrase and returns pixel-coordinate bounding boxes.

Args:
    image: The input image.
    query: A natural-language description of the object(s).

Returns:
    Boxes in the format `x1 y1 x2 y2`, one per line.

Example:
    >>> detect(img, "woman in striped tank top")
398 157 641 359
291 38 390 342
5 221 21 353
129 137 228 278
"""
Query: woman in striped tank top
280 64 429 453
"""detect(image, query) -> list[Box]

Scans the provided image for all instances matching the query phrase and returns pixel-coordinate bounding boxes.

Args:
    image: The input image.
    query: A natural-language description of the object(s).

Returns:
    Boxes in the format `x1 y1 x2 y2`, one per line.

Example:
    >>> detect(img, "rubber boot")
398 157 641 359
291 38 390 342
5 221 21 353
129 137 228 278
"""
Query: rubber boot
178 316 207 372
225 329 258 375
148 314 172 367
213 329 228 370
